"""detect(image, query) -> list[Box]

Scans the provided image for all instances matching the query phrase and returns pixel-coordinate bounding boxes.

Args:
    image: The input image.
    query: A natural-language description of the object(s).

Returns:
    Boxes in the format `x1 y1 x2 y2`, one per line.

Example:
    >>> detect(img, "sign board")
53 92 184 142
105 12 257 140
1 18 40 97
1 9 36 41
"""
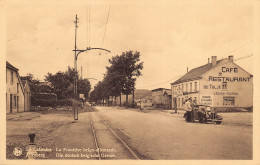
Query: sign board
79 94 84 99
200 95 213 105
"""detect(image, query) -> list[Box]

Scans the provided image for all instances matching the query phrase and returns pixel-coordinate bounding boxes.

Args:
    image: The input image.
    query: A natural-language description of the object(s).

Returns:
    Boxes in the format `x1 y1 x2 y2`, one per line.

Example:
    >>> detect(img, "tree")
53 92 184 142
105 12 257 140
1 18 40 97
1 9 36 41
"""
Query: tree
106 51 143 108
77 79 91 100
45 66 90 100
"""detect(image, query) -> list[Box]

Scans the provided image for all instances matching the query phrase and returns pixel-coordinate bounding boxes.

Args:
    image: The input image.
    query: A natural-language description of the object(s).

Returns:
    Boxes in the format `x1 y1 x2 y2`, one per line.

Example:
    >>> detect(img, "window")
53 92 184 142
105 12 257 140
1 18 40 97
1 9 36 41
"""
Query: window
186 84 188 92
190 83 192 92
182 98 184 105
194 97 197 104
11 71 14 83
14 96 16 108
194 82 197 91
178 98 180 106
182 84 184 92
17 83 19 93
178 85 180 93
223 97 235 106
222 82 227 89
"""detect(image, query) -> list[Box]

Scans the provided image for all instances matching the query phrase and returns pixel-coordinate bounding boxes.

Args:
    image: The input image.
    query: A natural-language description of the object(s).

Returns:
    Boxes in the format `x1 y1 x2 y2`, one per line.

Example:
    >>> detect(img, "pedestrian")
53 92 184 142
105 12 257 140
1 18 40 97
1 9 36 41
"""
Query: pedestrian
191 100 196 122
184 98 192 122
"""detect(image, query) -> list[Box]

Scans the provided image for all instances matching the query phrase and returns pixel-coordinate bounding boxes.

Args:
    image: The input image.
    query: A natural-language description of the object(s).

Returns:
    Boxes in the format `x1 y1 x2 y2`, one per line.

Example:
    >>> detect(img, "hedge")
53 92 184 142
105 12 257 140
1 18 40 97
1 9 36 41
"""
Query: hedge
33 93 57 100
32 99 81 107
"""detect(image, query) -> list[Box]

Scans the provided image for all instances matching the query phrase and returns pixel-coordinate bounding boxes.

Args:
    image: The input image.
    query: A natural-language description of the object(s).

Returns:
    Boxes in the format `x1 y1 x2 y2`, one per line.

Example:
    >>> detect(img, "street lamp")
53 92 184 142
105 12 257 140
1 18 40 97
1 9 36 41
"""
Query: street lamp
72 48 110 120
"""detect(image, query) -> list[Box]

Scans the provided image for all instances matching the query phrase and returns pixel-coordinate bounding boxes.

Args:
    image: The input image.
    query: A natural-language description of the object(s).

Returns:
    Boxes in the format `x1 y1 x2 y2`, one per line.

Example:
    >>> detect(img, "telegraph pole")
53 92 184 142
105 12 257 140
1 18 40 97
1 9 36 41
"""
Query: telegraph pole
74 14 79 120
73 14 111 120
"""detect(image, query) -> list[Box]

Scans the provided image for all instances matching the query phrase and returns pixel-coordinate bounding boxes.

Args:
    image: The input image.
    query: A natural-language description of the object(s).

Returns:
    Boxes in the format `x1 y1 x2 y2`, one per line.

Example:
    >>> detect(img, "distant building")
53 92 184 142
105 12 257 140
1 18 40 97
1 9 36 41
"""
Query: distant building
151 88 172 109
6 61 25 114
171 56 253 111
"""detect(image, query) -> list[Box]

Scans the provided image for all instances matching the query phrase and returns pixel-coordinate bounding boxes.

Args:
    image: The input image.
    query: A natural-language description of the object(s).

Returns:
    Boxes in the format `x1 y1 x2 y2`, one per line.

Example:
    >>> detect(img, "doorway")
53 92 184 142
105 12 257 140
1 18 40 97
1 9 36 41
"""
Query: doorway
10 94 12 113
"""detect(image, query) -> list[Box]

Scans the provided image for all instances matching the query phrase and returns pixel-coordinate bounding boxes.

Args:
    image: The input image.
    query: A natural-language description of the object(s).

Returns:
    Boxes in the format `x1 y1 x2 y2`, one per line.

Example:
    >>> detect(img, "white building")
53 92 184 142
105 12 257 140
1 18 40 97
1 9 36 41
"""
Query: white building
6 61 25 114
171 56 253 111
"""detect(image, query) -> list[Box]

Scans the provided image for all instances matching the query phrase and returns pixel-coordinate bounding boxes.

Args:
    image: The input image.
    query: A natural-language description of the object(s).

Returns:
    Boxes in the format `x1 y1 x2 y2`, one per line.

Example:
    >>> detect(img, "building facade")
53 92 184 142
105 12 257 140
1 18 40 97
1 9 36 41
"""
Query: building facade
151 88 172 109
171 56 253 111
6 61 25 114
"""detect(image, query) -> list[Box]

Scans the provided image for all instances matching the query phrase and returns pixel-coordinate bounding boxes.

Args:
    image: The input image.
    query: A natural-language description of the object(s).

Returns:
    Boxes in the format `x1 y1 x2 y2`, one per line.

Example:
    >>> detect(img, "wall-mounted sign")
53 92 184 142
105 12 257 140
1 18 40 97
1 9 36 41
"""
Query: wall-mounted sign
208 76 250 82
79 94 84 98
214 92 238 95
200 95 213 105
203 84 221 89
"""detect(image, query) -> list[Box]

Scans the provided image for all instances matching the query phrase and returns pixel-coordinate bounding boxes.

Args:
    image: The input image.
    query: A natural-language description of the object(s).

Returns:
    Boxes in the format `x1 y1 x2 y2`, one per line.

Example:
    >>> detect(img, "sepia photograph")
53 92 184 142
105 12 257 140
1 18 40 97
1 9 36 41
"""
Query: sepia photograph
1 0 260 164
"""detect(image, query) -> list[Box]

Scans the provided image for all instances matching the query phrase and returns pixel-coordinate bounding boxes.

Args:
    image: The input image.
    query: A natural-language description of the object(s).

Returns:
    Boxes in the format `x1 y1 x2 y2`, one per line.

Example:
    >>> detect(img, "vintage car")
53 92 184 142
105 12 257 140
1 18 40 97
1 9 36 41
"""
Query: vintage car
184 105 223 124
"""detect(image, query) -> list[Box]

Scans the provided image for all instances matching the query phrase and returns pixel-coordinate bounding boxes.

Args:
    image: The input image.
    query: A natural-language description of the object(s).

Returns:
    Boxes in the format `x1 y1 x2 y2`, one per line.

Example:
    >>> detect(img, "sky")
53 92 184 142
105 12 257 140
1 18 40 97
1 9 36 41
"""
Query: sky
5 0 254 90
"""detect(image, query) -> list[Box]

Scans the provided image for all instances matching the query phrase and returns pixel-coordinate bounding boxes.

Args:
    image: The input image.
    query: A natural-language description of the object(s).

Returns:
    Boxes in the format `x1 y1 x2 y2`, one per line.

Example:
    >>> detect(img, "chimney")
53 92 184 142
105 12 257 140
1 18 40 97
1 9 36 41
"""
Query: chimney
228 55 234 62
208 58 210 64
211 56 217 66
187 67 189 73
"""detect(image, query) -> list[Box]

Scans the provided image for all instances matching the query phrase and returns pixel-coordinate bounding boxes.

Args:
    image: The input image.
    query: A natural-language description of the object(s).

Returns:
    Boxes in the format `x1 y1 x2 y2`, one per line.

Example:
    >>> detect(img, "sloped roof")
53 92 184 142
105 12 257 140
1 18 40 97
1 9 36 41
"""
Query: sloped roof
151 88 170 92
163 90 172 96
172 59 223 85
6 61 19 71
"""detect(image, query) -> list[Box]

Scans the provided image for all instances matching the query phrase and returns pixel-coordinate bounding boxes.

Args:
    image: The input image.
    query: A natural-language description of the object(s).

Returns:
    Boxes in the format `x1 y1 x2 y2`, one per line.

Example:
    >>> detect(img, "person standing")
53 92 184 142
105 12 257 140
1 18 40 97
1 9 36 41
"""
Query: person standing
184 98 192 122
191 100 196 122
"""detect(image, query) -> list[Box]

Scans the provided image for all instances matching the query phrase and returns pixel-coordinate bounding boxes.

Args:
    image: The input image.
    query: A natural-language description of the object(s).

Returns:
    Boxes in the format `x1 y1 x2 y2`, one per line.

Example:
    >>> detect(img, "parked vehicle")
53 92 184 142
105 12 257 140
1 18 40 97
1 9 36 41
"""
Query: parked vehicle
184 105 223 124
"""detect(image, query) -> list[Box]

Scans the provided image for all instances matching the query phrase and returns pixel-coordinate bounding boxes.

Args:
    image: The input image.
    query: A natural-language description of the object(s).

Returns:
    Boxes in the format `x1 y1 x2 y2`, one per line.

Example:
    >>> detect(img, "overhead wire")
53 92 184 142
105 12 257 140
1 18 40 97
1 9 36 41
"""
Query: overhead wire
100 6 111 55
139 53 253 89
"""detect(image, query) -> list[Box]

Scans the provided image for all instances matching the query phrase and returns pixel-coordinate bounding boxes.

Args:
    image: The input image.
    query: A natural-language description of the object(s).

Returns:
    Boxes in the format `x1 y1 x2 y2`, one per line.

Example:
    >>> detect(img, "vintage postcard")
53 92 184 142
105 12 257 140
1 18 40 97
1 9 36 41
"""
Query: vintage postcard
1 0 260 164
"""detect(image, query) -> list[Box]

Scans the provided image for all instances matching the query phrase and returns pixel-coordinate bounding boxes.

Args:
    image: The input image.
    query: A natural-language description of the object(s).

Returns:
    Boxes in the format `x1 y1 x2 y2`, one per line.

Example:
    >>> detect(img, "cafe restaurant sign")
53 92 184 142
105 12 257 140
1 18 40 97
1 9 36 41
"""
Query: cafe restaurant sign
208 67 250 82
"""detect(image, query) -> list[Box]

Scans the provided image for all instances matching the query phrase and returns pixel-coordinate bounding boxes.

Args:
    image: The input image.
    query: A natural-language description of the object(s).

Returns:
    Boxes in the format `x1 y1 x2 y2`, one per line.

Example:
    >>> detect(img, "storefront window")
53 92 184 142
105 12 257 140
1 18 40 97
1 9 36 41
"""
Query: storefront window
223 97 235 105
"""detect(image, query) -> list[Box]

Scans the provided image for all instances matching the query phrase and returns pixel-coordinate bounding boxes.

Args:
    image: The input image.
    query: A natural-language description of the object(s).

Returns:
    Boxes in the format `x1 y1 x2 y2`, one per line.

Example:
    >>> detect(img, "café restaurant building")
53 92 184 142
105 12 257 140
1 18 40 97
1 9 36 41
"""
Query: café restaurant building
171 56 253 110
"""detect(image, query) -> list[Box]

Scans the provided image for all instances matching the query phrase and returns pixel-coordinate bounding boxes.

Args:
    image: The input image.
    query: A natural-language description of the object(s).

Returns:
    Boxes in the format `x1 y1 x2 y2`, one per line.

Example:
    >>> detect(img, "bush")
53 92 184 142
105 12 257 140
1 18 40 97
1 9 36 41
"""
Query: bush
32 93 57 100
31 99 78 107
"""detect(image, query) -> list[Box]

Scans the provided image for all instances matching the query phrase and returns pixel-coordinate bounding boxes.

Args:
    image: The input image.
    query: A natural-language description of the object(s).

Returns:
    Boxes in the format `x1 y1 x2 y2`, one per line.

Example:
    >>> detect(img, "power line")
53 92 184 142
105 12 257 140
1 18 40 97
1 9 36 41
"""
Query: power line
100 6 111 55
86 5 91 47
138 53 253 89
227 40 252 55
138 74 183 89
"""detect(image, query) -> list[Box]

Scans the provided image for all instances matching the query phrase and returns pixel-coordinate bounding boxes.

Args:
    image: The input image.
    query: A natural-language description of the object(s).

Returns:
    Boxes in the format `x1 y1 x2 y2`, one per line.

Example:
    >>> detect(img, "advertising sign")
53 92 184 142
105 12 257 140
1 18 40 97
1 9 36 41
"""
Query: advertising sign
200 95 213 105
79 94 84 99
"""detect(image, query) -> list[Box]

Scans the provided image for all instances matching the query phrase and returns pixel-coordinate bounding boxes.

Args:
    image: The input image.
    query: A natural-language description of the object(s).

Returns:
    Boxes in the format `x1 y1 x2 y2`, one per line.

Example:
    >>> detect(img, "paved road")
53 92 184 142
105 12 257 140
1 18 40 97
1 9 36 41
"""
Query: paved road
6 106 252 160
95 106 252 160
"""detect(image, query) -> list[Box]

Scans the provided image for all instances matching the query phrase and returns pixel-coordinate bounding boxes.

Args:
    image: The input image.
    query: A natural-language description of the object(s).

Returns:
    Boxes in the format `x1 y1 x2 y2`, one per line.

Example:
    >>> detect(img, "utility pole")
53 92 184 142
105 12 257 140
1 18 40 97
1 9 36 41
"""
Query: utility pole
73 14 111 120
74 14 79 120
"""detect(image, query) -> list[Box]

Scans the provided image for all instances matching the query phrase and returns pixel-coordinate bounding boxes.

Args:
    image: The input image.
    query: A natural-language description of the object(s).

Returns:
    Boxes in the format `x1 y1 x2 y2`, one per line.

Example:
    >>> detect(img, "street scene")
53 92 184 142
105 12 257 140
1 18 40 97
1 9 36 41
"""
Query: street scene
3 0 257 163
7 106 252 160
